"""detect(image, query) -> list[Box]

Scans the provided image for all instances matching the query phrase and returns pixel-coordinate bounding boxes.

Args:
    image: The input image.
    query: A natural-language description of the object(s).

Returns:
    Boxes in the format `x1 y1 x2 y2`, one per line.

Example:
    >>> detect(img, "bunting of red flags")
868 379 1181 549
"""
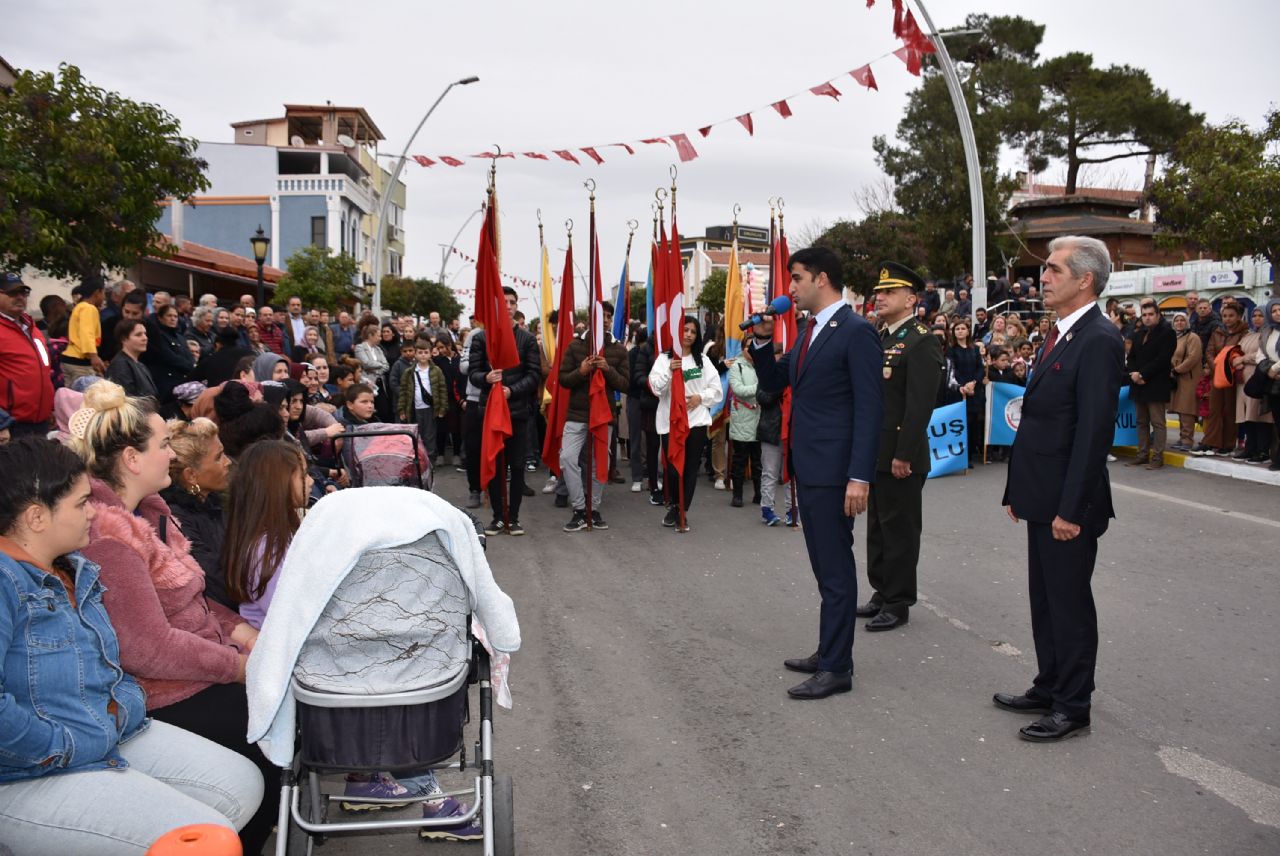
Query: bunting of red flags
410 30 929 170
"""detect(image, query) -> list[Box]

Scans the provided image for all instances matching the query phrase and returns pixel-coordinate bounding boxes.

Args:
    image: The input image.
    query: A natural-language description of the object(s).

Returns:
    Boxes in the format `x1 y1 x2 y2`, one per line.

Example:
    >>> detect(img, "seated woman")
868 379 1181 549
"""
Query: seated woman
0 437 263 854
160 418 233 609
68 381 278 854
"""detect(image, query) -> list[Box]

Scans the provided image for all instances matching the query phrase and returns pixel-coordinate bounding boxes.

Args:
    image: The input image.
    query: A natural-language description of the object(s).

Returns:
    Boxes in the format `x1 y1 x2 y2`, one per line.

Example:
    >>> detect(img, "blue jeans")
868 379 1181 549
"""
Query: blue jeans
0 721 263 855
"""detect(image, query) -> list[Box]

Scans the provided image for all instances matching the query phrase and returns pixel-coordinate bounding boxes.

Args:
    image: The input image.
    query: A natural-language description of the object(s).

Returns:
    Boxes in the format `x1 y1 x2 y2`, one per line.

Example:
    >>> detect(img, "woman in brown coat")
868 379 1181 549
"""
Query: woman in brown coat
1169 313 1203 451
1197 302 1247 455
1233 307 1276 462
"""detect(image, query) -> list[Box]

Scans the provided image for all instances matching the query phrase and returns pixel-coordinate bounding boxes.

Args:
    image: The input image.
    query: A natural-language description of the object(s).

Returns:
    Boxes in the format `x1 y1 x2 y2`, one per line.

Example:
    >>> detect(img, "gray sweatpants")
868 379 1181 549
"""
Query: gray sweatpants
560 421 604 511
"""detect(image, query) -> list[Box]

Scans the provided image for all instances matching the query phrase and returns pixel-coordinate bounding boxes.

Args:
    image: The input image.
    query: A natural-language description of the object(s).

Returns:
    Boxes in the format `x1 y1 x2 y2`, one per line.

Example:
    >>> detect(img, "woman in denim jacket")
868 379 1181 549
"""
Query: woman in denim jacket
0 437 263 855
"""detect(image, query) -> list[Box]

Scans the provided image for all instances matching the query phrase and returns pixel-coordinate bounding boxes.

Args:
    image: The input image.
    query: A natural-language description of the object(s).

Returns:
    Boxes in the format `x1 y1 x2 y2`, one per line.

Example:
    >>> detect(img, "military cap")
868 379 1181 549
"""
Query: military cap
874 261 926 292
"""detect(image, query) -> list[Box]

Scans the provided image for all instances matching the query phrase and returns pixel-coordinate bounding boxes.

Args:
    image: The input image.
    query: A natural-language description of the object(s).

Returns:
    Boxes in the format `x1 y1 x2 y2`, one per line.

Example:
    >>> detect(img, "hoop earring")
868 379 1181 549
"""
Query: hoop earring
187 480 202 498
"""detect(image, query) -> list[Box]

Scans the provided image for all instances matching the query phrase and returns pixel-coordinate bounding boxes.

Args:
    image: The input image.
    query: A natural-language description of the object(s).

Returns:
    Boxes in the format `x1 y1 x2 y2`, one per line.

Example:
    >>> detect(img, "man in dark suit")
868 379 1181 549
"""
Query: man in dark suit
751 246 884 700
858 263 943 631
997 235 1124 742
1124 299 1176 469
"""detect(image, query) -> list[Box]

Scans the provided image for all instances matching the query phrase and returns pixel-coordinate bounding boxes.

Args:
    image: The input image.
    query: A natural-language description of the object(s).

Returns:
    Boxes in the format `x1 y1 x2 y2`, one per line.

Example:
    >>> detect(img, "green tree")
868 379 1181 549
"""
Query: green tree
695 268 727 312
873 15 1043 276
1035 53 1202 194
0 63 210 282
1150 110 1280 269
812 212 930 297
628 286 647 324
379 275 465 323
274 245 360 310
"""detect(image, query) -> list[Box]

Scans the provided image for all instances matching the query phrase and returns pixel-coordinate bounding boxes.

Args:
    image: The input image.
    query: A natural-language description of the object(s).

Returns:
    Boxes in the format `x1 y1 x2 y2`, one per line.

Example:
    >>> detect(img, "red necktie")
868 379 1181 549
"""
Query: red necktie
1040 325 1059 361
794 328 813 376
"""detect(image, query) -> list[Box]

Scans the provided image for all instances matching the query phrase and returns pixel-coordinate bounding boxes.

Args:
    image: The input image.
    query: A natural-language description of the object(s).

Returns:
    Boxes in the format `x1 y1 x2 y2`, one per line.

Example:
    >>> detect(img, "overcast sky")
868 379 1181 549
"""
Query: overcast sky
6 0 1279 314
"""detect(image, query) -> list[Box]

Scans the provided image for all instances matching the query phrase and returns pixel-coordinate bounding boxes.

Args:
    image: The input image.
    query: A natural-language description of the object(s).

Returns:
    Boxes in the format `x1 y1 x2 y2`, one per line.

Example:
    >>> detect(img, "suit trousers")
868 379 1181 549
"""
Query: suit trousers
1027 521 1099 720
796 482 857 674
866 471 926 611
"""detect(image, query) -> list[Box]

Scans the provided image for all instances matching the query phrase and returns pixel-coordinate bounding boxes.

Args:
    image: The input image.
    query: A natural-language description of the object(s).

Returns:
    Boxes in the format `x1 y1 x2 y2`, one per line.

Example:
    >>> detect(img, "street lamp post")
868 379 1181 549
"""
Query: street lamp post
437 206 485 286
250 225 270 308
909 2 987 323
372 75 480 315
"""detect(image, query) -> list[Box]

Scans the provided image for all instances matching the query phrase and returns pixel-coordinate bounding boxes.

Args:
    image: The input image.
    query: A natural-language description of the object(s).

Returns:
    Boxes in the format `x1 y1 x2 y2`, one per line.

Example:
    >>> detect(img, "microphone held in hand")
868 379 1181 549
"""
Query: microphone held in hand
738 295 793 331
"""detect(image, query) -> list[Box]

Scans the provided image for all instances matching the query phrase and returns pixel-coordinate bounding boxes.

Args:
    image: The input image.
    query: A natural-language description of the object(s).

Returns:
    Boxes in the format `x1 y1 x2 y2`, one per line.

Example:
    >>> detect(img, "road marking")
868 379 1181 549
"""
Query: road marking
1157 747 1280 828
917 595 1022 657
1114 483 1280 531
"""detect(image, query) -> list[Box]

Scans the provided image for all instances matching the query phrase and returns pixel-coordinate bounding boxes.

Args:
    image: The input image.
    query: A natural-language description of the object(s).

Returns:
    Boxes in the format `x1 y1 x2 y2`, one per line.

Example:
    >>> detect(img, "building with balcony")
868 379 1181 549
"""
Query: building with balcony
155 103 406 303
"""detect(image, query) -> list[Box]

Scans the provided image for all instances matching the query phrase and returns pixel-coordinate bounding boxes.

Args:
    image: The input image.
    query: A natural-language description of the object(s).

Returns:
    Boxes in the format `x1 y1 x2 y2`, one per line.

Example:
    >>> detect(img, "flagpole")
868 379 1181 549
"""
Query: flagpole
779 203 798 528
585 179 597 532
670 167 687 534
487 158 510 533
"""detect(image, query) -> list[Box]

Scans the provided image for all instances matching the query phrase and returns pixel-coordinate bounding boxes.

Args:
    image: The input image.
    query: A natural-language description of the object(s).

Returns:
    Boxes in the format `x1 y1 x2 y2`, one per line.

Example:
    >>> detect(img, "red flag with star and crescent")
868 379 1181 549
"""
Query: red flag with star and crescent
541 242 576 475
476 192 519 488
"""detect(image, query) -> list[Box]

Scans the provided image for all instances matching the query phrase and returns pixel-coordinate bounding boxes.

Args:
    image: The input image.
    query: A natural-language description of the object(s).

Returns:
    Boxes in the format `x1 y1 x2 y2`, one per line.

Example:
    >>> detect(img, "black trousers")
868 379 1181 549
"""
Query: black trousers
151 682 279 856
796 482 857 674
729 440 761 500
1026 521 1099 720
662 425 707 511
1272 396 1280 466
485 414 528 522
866 471 926 612
463 402 482 492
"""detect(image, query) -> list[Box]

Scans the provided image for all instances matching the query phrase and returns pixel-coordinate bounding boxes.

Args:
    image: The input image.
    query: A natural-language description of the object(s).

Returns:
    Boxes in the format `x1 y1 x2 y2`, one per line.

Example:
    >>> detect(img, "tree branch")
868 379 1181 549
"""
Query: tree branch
1077 150 1154 166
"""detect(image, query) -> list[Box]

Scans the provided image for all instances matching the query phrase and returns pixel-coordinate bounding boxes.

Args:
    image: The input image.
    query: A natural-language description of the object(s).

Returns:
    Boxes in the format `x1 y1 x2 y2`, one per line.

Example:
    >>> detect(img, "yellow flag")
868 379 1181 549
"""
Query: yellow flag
724 238 744 359
539 243 554 361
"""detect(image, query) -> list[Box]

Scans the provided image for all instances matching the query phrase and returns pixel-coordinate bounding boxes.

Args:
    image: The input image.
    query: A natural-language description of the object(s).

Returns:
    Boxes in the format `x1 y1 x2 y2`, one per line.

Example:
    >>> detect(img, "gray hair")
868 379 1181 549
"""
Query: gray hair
1048 235 1111 295
198 293 218 307
191 306 215 325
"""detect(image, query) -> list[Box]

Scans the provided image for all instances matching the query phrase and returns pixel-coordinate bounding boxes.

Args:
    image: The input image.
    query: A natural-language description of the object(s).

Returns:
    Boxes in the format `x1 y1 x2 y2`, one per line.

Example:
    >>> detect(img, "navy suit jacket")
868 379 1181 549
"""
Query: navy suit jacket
753 303 884 485
1002 304 1124 530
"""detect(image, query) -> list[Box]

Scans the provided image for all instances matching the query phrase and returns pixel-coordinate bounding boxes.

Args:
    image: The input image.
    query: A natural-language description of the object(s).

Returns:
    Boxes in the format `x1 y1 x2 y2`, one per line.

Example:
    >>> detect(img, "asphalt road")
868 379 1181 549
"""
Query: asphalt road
297 457 1279 856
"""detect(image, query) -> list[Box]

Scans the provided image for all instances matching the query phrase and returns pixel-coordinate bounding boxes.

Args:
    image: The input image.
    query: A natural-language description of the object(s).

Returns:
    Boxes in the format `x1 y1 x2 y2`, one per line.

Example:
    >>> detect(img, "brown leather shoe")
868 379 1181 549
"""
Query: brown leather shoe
1124 455 1148 467
1145 455 1164 470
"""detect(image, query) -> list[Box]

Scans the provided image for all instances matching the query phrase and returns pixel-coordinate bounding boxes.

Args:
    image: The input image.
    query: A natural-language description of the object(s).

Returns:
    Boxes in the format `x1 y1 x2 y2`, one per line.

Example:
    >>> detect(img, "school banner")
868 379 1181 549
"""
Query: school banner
926 401 969 479
984 381 1138 448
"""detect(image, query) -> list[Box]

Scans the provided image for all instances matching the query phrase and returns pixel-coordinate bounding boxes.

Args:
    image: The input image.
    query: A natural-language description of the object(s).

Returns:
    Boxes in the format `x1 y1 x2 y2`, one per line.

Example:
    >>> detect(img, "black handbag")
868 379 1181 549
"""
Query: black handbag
1243 358 1275 399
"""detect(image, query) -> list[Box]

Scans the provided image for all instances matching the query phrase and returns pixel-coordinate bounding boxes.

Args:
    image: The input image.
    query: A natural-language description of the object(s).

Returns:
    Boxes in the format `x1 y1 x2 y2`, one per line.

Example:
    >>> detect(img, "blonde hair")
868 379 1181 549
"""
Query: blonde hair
70 380 157 486
168 417 220 480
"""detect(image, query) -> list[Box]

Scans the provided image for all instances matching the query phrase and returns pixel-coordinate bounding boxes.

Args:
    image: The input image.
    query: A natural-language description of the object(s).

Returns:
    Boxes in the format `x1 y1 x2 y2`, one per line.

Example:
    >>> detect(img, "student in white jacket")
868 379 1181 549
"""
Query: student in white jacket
648 316 722 531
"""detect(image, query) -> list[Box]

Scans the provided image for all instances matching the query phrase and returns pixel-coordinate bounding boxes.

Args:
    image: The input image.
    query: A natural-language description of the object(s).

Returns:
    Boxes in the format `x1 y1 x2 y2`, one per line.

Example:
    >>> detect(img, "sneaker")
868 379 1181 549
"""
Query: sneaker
1168 443 1190 453
662 507 678 527
563 509 588 532
466 491 482 509
507 520 525 536
484 519 505 536
676 519 690 533
762 507 780 527
341 773 414 811
1216 448 1234 457
525 460 538 472
714 479 726 490
1106 454 1117 462
631 481 642 492
1230 448 1250 460
1247 453 1269 464
785 508 798 526
649 490 664 506
1190 444 1212 456
454 465 467 474
554 493 569 508
419 797 483 842
591 510 608 530
542 477 558 494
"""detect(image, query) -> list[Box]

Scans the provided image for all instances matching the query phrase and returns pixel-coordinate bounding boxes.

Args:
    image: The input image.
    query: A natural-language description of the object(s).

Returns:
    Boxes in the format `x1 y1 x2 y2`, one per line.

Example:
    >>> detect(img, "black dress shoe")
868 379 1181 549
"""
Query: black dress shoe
1018 711 1090 742
783 652 819 673
864 609 908 632
855 600 882 618
787 670 852 700
992 691 1053 715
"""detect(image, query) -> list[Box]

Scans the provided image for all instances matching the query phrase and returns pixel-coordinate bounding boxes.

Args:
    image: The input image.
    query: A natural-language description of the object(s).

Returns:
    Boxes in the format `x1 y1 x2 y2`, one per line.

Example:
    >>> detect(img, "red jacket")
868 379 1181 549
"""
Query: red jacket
0 311 55 424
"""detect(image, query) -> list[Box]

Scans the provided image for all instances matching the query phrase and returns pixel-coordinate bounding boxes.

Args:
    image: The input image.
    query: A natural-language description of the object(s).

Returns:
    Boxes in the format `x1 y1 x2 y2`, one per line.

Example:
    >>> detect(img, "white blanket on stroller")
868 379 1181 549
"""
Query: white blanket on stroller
246 486 520 766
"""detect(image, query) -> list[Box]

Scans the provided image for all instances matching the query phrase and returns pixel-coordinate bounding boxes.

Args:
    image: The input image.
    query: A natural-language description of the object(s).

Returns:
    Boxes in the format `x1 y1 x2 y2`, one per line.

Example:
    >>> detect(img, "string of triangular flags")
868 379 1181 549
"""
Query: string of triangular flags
412 5 933 170
446 245 555 292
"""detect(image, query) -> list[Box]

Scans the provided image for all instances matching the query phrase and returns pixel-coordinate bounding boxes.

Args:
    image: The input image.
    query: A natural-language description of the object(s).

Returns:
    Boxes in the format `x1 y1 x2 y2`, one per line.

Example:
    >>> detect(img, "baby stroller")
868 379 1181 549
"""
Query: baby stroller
338 424 433 490
247 488 519 856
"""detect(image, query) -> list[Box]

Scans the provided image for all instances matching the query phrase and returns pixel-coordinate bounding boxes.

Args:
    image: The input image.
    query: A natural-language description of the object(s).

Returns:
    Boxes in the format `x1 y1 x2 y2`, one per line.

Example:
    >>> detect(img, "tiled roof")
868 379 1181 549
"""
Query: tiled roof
1023 185 1143 204
151 237 285 283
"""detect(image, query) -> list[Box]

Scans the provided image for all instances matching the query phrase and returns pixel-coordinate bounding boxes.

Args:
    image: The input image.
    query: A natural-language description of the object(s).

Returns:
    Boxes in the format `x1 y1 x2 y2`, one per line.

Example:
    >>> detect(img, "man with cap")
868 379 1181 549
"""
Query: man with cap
857 262 944 631
0 272 56 436
62 277 107 383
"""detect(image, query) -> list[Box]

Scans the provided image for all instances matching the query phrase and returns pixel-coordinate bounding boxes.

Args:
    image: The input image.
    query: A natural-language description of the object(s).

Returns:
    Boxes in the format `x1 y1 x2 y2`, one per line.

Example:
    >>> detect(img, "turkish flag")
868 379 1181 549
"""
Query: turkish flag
851 65 878 91
587 225 610 485
894 45 924 76
665 211 689 480
736 113 754 135
476 194 519 488
554 150 580 164
439 156 465 167
522 152 550 160
412 155 436 167
771 99 793 119
581 147 604 164
698 126 713 138
810 82 842 100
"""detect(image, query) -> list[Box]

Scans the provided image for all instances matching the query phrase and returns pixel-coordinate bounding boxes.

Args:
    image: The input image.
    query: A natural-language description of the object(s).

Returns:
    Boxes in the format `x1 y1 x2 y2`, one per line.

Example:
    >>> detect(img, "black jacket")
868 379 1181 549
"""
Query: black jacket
141 318 196 401
159 485 232 610
1126 319 1176 403
467 325 541 422
105 352 158 399
755 380 784 446
629 342 659 411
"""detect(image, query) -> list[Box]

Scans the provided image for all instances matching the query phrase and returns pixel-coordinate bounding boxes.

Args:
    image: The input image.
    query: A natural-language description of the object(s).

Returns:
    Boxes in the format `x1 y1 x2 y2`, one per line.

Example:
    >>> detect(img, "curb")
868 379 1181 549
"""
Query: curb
1113 446 1280 487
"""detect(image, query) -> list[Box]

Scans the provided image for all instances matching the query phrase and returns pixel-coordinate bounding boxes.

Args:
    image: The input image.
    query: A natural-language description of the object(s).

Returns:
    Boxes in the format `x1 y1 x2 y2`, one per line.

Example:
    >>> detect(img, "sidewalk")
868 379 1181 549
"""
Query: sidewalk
1113 416 1280 487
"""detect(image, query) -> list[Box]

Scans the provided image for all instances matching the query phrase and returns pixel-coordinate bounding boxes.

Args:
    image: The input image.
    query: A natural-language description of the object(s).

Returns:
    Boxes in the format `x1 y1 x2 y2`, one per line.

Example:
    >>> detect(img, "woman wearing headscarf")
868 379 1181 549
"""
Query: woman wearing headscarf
1237 299 1280 465
1197 302 1248 455
1168 312 1204 452
1258 299 1280 470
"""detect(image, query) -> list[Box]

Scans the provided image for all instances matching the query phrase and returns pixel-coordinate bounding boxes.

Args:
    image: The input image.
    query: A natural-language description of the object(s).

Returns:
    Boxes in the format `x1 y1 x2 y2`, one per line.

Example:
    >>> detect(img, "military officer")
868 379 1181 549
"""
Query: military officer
858 262 944 631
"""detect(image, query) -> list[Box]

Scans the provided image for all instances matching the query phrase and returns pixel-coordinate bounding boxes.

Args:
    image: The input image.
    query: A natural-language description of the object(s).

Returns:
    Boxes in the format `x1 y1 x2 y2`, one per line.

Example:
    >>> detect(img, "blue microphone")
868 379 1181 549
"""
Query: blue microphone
739 295 793 331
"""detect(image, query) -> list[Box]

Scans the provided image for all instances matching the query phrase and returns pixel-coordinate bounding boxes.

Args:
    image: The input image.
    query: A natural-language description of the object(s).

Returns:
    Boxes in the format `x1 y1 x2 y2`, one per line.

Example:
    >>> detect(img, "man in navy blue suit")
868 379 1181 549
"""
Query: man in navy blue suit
997 235 1124 741
751 246 884 700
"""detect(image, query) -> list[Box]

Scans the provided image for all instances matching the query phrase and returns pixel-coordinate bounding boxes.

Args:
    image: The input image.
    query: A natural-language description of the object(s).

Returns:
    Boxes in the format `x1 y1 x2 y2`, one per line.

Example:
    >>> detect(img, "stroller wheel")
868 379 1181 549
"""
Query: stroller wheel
492 774 515 856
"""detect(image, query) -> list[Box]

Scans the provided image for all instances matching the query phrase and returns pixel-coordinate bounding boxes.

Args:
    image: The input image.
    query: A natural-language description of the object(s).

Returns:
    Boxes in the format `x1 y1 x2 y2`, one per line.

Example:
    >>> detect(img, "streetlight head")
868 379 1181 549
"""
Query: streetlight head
457 76 480 85
249 225 270 264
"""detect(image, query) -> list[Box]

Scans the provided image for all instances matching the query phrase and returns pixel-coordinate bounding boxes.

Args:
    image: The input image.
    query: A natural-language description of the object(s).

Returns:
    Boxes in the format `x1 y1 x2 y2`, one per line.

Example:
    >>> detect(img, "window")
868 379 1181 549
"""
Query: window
310 217 325 247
